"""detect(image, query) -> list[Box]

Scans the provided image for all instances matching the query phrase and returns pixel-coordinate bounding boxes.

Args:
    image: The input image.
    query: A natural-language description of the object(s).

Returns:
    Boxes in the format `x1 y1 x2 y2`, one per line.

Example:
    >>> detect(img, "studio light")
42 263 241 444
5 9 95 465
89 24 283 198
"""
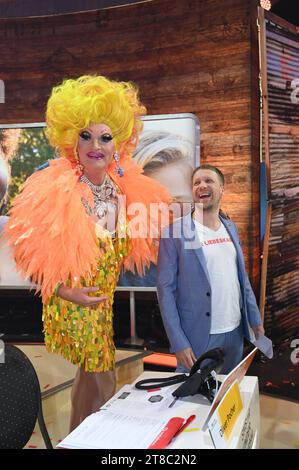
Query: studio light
260 0 272 10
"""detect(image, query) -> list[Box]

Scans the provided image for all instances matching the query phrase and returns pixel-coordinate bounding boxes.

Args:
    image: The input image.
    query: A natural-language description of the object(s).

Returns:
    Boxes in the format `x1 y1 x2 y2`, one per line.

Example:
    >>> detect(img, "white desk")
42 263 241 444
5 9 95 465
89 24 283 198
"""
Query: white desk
131 371 260 449
59 370 260 449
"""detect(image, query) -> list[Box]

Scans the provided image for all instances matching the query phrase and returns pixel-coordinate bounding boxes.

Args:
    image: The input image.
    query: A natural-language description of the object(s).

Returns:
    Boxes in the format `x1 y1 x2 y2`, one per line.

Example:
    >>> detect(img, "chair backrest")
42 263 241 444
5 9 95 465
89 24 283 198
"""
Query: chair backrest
0 342 52 449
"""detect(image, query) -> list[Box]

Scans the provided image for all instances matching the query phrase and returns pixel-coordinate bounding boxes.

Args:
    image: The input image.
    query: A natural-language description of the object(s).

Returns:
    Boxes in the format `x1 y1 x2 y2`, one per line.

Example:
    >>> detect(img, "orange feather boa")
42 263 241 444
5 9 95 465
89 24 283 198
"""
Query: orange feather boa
4 157 171 302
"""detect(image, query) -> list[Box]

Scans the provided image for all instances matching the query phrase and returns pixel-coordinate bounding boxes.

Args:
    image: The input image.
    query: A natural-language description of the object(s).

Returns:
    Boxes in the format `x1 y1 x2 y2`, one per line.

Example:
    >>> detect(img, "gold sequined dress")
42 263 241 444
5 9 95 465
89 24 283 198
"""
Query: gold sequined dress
5 158 171 373
42 176 129 373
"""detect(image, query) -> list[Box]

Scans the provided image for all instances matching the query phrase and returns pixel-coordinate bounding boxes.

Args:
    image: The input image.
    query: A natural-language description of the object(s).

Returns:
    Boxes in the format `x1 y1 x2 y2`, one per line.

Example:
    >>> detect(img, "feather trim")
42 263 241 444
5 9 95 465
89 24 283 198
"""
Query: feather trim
4 155 172 301
4 159 98 302
108 157 172 275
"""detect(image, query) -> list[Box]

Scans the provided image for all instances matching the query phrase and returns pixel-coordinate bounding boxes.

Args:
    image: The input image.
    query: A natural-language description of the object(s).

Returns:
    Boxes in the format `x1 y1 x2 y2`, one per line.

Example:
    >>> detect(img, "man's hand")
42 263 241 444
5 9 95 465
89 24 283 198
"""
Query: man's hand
57 285 108 307
175 347 197 370
252 324 265 339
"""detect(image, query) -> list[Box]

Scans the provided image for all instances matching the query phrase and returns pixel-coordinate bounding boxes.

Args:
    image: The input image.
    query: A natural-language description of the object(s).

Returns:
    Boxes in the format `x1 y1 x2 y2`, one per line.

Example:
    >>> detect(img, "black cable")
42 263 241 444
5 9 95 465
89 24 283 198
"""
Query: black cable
135 374 187 390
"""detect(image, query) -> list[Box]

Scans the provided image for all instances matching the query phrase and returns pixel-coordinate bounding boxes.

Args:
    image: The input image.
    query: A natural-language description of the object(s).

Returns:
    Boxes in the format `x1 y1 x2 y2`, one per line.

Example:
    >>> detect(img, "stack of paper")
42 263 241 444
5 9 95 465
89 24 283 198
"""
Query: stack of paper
58 410 175 449
58 384 186 449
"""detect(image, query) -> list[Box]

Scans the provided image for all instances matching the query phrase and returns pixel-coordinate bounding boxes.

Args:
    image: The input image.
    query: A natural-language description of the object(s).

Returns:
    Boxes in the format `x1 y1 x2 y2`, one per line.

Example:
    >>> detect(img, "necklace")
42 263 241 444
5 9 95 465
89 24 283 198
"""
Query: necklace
80 173 118 222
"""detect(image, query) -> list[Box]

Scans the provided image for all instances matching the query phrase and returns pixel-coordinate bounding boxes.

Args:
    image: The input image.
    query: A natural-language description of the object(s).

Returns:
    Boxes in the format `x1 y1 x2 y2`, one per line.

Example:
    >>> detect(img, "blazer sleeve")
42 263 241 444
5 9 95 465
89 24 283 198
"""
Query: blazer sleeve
157 229 191 353
244 272 263 327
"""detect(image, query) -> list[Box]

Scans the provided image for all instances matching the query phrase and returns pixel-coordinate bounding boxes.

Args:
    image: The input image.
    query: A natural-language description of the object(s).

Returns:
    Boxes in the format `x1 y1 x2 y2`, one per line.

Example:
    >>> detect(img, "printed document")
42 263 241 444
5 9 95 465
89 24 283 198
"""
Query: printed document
58 410 170 449
58 384 190 449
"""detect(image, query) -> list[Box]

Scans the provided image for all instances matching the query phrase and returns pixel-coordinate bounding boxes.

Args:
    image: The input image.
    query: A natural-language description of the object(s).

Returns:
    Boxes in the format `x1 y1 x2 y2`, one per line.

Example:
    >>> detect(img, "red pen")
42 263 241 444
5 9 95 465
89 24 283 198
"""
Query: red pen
172 414 196 438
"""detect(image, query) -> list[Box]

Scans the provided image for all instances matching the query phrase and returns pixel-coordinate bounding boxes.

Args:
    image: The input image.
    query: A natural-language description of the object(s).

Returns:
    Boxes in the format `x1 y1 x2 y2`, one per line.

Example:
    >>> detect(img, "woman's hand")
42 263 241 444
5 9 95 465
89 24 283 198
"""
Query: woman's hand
56 284 108 307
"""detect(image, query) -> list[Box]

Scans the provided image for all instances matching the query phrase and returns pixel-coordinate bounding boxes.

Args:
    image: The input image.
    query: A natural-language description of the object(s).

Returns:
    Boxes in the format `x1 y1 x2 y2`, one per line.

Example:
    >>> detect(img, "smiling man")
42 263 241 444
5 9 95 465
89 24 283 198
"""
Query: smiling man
157 164 264 374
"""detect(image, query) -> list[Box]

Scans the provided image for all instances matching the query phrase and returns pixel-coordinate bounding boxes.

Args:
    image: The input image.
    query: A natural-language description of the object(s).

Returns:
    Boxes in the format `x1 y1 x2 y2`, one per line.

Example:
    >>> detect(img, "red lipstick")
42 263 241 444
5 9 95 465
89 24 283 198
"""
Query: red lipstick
87 152 104 159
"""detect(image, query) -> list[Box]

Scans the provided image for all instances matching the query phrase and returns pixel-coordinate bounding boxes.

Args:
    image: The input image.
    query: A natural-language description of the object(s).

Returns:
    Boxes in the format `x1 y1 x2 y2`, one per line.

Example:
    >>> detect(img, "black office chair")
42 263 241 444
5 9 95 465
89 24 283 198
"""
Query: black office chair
0 342 53 449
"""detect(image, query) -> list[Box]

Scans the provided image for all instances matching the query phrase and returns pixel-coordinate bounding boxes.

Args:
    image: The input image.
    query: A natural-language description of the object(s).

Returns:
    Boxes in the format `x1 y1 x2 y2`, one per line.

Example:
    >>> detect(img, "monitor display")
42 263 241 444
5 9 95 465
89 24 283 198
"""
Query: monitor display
0 113 199 290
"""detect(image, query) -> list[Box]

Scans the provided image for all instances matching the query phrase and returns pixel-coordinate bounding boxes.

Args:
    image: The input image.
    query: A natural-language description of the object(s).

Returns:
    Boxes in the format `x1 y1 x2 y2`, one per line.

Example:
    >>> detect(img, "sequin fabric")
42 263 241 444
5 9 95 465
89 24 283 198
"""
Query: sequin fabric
43 220 129 373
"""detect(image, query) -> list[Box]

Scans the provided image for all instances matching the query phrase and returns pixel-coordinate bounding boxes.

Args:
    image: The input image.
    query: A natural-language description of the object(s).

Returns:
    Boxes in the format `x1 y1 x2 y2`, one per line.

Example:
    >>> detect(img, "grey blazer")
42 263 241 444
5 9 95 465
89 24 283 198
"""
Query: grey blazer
156 213 261 357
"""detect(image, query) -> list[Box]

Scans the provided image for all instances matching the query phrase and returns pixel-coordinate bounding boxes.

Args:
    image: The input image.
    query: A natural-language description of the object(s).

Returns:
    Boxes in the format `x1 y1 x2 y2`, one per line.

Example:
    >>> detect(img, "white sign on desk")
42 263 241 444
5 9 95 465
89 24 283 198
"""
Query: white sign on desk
202 347 257 431
208 380 243 449
208 377 258 450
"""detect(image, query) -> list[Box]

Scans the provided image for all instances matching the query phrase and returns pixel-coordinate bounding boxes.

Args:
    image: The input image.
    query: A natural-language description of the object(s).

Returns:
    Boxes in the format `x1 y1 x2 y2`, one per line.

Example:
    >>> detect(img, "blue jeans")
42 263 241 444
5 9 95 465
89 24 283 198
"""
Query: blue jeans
176 324 244 374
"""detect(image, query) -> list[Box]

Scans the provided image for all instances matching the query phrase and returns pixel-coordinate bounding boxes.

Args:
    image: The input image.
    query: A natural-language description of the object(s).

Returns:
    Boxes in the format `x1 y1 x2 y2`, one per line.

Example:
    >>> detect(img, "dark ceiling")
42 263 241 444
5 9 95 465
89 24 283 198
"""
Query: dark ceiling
0 0 297 27
271 0 299 26
0 0 147 18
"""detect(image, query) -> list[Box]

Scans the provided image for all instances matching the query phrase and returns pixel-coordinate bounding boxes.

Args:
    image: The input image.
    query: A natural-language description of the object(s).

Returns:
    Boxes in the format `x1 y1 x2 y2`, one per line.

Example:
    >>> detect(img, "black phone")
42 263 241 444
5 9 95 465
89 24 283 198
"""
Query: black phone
189 347 224 376
172 347 224 401
135 347 224 403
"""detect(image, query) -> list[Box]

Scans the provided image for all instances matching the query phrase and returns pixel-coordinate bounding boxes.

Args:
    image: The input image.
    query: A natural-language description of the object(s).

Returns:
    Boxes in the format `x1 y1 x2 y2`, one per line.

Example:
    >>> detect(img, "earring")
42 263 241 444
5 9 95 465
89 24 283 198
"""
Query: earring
76 162 84 175
113 152 124 177
75 150 84 175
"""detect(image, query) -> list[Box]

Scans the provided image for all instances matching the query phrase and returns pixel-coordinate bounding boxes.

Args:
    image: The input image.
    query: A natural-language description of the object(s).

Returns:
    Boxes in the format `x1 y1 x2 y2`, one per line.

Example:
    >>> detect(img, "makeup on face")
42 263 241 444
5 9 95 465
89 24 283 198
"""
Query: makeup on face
79 130 114 159
77 124 115 166
79 130 113 146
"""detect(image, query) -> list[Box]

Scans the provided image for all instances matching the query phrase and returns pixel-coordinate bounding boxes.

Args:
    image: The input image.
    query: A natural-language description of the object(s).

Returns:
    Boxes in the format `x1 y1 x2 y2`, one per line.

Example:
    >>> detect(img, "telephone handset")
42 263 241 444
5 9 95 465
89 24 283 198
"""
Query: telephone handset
135 347 224 403
190 347 224 376
172 347 224 402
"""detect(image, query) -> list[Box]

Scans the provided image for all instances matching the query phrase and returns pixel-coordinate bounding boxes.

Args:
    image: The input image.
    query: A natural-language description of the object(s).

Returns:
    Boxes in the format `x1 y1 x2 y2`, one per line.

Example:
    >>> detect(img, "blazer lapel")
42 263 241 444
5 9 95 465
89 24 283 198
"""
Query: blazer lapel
182 215 211 284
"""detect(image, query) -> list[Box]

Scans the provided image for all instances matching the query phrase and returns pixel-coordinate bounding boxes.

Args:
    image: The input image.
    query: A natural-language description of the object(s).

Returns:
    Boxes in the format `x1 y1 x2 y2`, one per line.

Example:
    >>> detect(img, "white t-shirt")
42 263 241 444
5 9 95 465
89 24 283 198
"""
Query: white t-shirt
194 219 241 334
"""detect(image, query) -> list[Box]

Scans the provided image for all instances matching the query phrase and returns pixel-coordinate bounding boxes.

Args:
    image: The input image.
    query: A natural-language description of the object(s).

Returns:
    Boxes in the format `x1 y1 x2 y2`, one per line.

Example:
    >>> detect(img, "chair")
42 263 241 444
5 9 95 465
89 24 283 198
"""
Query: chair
0 342 53 449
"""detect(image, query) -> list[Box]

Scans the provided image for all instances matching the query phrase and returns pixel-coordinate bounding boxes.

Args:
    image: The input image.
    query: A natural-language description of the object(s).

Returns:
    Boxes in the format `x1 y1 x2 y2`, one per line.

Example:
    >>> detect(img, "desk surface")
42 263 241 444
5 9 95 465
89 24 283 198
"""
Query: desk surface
58 370 260 449
132 371 260 449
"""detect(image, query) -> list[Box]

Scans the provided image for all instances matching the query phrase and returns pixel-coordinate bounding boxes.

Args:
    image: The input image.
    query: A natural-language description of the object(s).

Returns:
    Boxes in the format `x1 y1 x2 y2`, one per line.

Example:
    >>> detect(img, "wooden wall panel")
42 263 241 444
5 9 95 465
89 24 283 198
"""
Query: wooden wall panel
264 198 299 342
0 0 260 289
262 12 299 344
251 10 299 402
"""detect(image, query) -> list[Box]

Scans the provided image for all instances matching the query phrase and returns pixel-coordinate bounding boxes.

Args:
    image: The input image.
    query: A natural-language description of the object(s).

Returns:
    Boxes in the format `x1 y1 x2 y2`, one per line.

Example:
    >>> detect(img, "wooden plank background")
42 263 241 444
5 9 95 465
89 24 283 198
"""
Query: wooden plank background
0 0 260 290
262 14 299 342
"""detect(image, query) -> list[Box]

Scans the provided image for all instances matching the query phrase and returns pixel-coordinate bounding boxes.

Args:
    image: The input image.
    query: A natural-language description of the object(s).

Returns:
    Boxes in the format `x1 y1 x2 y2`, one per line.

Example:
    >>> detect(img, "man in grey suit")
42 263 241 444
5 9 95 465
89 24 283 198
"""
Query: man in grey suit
157 164 264 373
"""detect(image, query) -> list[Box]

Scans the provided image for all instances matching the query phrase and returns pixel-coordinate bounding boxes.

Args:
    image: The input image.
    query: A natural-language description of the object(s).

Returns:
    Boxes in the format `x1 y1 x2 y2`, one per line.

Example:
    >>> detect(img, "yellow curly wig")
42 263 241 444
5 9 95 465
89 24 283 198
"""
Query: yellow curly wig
45 75 146 160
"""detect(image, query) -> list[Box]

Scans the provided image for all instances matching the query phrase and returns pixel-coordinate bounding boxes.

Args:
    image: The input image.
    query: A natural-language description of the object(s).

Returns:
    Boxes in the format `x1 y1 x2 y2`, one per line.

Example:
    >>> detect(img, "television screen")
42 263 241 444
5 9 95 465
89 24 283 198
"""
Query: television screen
0 113 200 290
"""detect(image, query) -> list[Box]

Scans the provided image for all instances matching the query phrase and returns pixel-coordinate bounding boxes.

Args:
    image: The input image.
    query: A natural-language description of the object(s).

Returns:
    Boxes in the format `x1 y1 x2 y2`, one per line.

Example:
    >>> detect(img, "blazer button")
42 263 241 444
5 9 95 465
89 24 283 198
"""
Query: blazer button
206 292 211 297
206 312 211 317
